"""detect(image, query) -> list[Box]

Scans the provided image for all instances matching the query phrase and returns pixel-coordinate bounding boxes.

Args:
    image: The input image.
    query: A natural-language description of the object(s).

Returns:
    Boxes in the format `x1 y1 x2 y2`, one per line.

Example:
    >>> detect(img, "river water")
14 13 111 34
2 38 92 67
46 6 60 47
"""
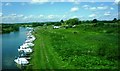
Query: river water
1 27 27 70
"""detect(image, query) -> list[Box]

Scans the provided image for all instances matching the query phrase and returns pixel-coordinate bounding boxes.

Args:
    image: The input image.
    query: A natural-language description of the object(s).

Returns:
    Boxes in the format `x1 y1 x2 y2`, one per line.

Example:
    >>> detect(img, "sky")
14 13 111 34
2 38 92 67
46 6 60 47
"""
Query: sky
0 1 119 23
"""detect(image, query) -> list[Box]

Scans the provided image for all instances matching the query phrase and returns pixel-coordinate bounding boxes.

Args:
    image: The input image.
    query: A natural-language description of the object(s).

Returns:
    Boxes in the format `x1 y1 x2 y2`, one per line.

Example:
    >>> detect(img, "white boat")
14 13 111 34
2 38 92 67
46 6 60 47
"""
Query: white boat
25 39 34 43
21 43 34 48
53 26 60 29
14 57 29 65
26 27 33 30
25 37 35 43
27 35 35 39
18 48 33 53
25 42 34 47
20 44 29 49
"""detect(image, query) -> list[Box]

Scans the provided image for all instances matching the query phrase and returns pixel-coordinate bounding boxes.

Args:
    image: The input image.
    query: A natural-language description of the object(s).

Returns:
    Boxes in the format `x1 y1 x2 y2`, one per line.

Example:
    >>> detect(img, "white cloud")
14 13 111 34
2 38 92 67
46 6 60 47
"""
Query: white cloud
30 0 48 4
82 5 110 11
97 6 108 10
110 7 114 10
0 12 2 17
23 16 28 20
10 14 17 16
89 7 96 10
82 5 89 9
47 15 59 19
89 14 96 18
67 0 75 2
17 14 24 18
5 3 11 6
104 12 111 16
29 15 34 18
70 7 79 12
114 0 120 4
60 0 65 2
71 16 78 18
73 0 80 4
32 0 48 2
39 15 44 17
47 15 54 19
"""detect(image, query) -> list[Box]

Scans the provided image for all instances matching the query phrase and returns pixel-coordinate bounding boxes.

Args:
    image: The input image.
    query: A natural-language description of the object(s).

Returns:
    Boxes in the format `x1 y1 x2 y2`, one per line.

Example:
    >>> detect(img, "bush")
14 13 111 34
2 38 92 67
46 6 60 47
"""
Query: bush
97 43 108 57
92 22 104 27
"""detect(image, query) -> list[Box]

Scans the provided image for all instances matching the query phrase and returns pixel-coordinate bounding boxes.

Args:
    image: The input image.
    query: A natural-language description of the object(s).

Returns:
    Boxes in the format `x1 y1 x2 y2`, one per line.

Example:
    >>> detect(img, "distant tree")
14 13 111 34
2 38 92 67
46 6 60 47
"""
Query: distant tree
40 23 44 26
92 19 98 23
73 18 79 25
32 22 42 27
13 24 19 31
54 22 61 26
113 18 117 23
85 20 91 23
66 18 79 25
118 19 120 23
79 21 82 24
60 20 64 23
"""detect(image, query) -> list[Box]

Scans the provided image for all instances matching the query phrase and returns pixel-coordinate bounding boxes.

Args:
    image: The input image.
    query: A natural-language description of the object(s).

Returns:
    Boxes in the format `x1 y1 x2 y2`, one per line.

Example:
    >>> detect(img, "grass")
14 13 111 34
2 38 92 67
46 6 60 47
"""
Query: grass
26 23 119 70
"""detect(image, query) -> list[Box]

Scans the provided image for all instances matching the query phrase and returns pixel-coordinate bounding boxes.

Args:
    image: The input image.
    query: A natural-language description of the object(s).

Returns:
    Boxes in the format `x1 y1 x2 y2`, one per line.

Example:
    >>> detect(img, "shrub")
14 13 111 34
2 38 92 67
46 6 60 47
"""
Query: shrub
97 43 108 57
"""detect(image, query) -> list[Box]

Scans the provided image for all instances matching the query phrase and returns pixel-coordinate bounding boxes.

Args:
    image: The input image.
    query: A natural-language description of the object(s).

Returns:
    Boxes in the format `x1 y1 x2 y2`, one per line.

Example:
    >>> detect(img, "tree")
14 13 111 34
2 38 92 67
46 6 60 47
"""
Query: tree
60 20 64 23
113 18 117 23
79 21 82 24
53 22 61 26
92 19 98 23
65 18 79 25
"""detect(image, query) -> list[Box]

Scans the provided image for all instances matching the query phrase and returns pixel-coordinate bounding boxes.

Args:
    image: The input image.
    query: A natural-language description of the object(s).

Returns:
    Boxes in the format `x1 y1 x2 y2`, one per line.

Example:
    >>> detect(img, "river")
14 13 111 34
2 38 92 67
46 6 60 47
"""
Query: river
1 27 27 70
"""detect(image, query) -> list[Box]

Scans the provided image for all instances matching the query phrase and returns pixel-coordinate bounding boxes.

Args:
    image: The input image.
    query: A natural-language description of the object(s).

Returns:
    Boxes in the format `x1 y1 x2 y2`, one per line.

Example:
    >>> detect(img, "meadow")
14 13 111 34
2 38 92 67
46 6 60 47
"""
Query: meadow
26 22 119 70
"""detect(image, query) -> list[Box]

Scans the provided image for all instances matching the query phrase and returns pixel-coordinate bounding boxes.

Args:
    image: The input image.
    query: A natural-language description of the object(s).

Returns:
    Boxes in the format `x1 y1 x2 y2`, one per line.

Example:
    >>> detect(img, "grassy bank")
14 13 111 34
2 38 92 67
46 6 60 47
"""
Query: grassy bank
26 23 119 70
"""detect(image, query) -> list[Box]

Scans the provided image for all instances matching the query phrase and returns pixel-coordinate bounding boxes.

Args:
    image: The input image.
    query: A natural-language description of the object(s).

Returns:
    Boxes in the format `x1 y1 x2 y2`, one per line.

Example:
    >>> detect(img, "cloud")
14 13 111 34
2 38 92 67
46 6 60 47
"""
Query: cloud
47 15 54 19
17 14 24 18
2 14 62 23
0 13 2 17
89 7 96 10
10 14 17 16
110 7 114 10
32 0 48 2
82 4 110 11
30 0 48 4
97 6 108 10
73 0 80 4
114 0 120 4
70 7 79 12
38 15 44 17
89 14 96 18
82 5 89 9
5 3 11 6
47 15 60 20
104 12 111 16
2 14 26 22
71 16 78 18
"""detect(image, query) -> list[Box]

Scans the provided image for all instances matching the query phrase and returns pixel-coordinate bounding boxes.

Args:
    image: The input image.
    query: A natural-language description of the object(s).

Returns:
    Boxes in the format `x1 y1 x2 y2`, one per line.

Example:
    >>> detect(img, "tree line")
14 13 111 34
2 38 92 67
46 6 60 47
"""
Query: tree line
2 24 20 34
31 18 120 27
1 18 119 34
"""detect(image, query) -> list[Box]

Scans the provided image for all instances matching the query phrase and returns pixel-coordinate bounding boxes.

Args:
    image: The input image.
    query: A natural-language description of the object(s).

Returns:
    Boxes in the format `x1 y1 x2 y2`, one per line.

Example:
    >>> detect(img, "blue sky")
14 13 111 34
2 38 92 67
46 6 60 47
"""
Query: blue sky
1 2 119 23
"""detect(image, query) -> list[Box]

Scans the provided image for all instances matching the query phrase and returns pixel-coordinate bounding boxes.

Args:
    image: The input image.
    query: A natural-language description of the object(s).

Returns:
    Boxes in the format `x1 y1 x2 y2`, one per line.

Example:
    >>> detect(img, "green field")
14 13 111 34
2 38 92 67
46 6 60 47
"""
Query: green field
26 23 119 70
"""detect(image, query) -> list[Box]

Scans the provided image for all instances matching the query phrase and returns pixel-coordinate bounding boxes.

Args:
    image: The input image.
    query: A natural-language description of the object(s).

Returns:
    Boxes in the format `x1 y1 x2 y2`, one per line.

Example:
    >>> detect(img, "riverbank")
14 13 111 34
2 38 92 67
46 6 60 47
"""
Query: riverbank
26 23 119 70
